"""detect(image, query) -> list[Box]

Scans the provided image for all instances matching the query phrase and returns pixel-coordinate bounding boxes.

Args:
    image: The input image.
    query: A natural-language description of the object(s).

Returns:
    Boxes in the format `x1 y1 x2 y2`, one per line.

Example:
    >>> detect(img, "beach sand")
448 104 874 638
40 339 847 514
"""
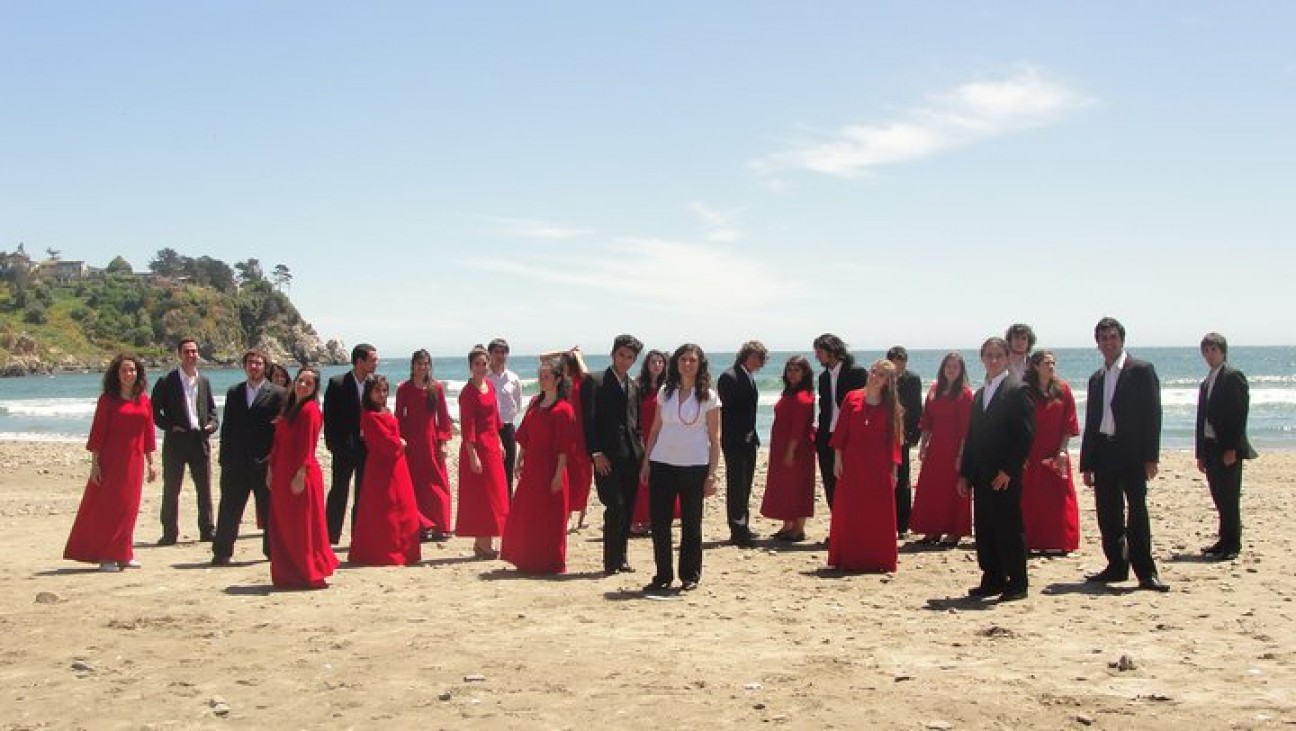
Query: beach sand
2 439 1294 729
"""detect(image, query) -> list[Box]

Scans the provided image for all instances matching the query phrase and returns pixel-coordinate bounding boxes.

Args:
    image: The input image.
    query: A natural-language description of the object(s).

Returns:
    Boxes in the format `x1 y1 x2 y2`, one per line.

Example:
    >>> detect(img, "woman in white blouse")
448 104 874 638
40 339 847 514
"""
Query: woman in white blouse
639 343 721 594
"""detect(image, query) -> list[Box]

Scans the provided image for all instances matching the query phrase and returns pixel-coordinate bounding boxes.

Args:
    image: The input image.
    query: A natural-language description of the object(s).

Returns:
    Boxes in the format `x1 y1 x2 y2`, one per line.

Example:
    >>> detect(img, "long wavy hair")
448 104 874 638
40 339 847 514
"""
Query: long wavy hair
282 367 321 422
868 359 905 446
363 374 390 412
636 349 667 402
530 357 571 413
933 352 969 399
103 353 147 399
409 349 443 407
662 343 712 403
781 355 814 397
1025 350 1064 401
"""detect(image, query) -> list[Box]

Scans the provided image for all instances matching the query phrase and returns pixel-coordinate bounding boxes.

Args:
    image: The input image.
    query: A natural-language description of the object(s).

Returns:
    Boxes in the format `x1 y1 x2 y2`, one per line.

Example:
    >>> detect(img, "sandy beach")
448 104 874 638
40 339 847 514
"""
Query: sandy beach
2 438 1294 729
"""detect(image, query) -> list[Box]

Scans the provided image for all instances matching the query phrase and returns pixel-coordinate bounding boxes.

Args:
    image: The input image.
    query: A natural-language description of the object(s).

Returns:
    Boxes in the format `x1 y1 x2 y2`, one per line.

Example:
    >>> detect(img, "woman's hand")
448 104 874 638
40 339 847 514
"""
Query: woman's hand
550 472 563 494
638 460 651 485
89 460 102 486
145 462 157 483
290 470 306 495
470 452 483 474
702 474 717 497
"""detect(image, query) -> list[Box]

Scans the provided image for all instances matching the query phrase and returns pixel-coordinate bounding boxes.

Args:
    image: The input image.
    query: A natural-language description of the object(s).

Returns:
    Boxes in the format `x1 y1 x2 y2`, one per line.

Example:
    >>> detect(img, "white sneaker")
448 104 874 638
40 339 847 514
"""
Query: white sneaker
98 562 122 573
118 559 141 569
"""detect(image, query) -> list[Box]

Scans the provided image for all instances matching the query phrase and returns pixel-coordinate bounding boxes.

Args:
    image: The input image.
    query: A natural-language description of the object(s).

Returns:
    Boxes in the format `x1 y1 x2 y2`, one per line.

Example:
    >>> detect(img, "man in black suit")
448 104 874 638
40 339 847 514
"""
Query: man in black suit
581 334 645 575
152 338 219 545
324 343 378 544
959 337 1035 601
718 340 768 547
1079 317 1169 592
211 349 285 566
813 333 868 510
887 346 923 539
1195 332 1258 561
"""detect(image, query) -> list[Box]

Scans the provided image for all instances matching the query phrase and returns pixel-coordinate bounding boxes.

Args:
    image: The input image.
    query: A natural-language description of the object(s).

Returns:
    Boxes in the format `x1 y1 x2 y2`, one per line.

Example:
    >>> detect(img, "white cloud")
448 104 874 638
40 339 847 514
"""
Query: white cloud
688 202 743 243
751 67 1094 180
481 216 595 240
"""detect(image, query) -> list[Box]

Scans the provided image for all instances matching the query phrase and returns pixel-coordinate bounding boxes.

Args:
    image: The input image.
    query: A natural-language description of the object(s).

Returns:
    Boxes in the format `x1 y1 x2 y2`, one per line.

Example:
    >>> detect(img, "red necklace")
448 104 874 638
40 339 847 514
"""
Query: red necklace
677 389 701 426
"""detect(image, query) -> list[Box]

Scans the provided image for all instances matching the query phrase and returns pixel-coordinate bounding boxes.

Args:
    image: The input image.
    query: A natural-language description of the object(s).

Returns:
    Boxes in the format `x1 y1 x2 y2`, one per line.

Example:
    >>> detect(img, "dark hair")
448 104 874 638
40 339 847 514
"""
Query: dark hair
781 355 815 396
409 349 443 407
488 338 510 355
282 367 321 422
1200 331 1228 358
363 374 390 412
868 359 905 446
1025 350 1063 400
1005 324 1037 350
267 362 291 387
885 345 909 362
663 343 712 403
1093 317 1125 343
176 338 198 354
813 333 855 369
351 343 376 366
611 334 644 356
636 349 667 399
734 340 769 368
533 357 570 408
103 353 148 399
241 348 268 367
467 344 489 367
980 337 1010 358
933 352 969 398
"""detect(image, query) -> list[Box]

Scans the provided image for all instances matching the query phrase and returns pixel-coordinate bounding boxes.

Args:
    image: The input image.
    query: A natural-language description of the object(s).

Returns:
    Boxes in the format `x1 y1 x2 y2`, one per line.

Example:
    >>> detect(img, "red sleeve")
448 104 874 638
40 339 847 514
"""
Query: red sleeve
789 391 814 441
288 403 321 470
918 388 935 433
829 391 860 450
86 394 111 453
555 402 578 458
141 394 157 454
1061 382 1080 437
362 410 403 458
434 384 453 442
395 382 412 436
954 388 973 439
459 388 479 445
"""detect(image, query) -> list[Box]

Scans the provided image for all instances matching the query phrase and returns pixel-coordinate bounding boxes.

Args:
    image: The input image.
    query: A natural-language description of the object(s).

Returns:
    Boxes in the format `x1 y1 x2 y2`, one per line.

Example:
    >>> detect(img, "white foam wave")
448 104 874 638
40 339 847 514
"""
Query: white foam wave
0 432 85 443
0 398 99 419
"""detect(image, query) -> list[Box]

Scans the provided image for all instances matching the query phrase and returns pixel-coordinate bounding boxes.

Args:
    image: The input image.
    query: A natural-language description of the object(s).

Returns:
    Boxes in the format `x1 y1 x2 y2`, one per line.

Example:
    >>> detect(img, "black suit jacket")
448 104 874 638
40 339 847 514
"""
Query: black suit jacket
152 369 218 436
896 371 923 447
718 366 759 449
219 380 286 468
582 367 644 463
324 371 365 456
1195 364 1258 460
816 363 868 447
1079 354 1162 473
959 374 1035 485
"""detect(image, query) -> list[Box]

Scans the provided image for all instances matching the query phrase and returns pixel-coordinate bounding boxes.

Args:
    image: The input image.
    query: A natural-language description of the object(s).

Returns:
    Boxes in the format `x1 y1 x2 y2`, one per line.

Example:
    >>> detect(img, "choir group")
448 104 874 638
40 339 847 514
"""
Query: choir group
61 318 1256 601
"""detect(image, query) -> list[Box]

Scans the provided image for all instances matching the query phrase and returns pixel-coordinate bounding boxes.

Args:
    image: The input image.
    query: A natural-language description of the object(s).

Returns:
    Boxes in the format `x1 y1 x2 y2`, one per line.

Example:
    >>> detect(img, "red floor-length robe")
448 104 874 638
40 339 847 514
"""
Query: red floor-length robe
631 388 679 524
760 388 817 520
909 386 974 537
64 393 156 565
827 390 902 572
1022 382 1081 552
350 409 430 566
501 397 577 573
565 372 594 512
395 380 454 533
268 400 338 589
456 380 510 536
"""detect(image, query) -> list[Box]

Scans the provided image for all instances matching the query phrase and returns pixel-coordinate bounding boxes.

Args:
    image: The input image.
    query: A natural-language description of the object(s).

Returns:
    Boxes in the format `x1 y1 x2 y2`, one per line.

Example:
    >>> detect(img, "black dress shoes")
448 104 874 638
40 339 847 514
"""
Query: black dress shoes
605 564 635 576
1216 551 1240 561
730 533 757 548
680 581 699 592
210 555 231 567
1201 542 1223 556
156 535 178 546
998 587 1029 602
642 580 672 594
1085 568 1129 584
1138 575 1170 592
967 584 1006 598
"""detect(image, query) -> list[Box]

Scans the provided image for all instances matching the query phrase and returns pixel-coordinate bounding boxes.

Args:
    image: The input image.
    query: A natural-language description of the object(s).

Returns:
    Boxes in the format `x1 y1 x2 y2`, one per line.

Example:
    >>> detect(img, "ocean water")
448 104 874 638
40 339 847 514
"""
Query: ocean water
2 347 1294 451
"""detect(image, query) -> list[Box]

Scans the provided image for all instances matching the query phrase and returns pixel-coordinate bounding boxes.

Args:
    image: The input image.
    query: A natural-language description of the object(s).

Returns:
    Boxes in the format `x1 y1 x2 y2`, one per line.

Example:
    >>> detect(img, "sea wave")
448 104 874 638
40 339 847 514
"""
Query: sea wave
0 398 99 419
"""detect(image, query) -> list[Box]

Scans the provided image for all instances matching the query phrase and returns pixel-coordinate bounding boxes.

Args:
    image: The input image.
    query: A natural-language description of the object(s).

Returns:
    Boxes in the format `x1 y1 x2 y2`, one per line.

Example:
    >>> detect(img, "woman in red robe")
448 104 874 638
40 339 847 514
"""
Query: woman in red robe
1021 350 1081 553
267 367 339 589
910 352 975 547
457 345 510 559
396 350 454 540
64 354 158 572
560 349 594 531
827 359 903 573
631 349 668 534
501 358 577 574
350 376 430 566
760 355 816 542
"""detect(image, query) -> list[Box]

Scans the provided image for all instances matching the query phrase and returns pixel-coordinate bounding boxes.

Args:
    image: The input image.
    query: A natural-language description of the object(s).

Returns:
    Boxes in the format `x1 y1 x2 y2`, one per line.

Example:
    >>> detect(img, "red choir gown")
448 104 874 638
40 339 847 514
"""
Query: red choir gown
501 397 577 573
268 400 338 589
827 391 902 572
760 389 817 520
395 380 454 533
909 386 974 537
456 380 510 536
565 372 594 513
632 389 679 524
350 409 430 566
1021 382 1081 552
64 393 156 565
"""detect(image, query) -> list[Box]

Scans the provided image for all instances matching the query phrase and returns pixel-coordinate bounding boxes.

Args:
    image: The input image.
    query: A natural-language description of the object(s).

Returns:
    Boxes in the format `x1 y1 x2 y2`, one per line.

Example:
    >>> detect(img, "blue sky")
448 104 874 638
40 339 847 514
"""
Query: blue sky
3 2 1293 357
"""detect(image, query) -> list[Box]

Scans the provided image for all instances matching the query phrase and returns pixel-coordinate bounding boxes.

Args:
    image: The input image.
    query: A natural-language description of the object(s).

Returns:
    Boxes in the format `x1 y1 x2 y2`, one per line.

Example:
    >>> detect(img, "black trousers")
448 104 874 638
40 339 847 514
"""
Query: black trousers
1091 442 1158 580
212 460 270 560
160 430 214 540
723 442 757 539
326 447 367 545
649 462 706 585
594 454 640 572
972 478 1027 591
1203 439 1243 553
816 437 838 509
499 424 517 497
895 444 913 534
